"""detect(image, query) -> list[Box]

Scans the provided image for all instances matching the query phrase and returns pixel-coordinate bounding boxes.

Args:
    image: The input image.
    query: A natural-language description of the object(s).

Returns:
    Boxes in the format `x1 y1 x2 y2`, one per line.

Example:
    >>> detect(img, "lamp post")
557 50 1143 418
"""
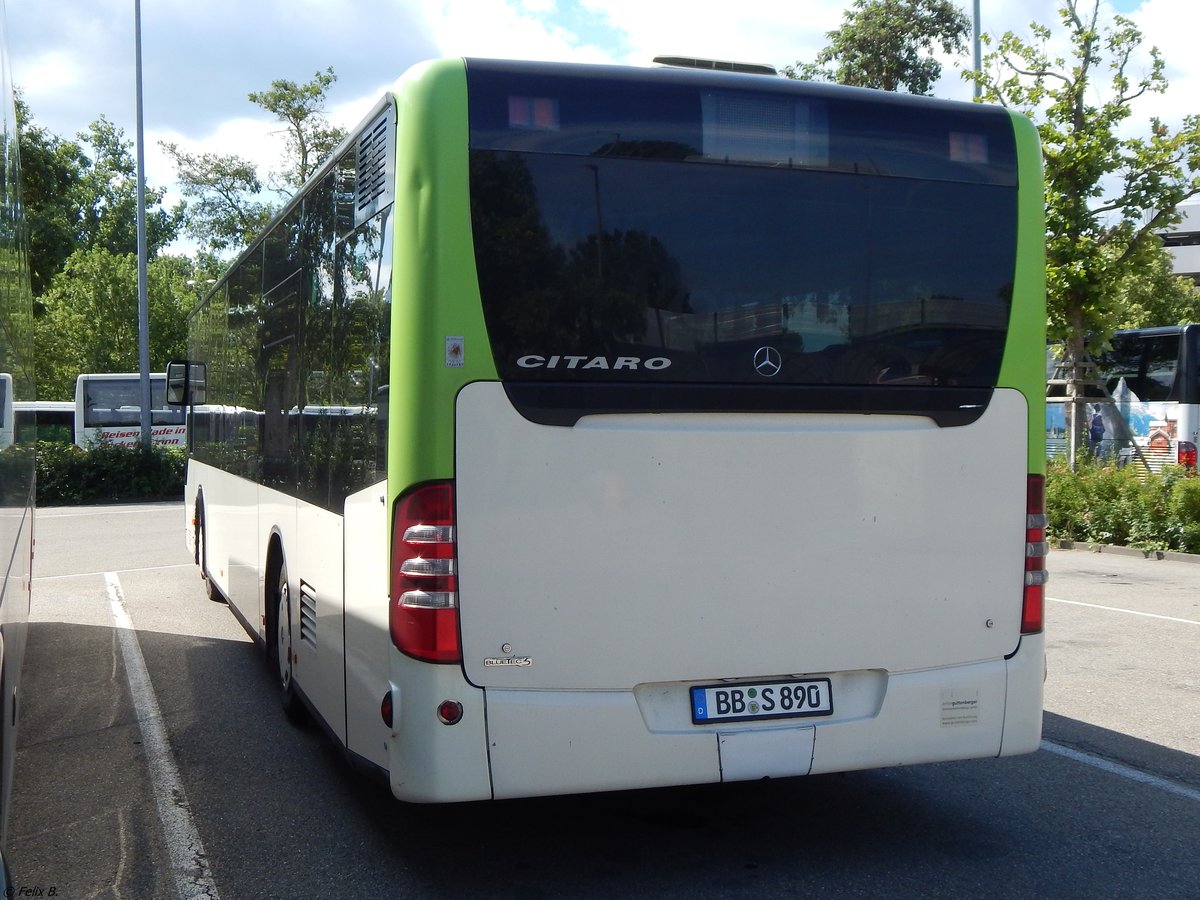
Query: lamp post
134 0 151 448
973 0 982 99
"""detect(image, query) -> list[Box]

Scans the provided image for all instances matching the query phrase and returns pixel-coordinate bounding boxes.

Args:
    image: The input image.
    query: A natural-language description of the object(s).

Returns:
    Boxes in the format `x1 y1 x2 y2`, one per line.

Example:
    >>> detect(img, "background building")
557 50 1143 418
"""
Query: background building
1163 202 1200 285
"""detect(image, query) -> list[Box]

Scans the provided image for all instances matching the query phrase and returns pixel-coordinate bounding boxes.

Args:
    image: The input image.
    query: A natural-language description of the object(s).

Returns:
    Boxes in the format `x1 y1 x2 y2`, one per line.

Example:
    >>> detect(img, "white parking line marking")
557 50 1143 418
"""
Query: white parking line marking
107 572 221 900
1041 741 1200 804
36 563 193 582
1047 596 1200 626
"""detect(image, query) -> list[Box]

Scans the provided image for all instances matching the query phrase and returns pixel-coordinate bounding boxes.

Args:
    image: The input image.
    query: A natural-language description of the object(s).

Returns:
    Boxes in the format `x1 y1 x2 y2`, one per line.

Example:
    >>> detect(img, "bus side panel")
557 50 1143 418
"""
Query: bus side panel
343 481 391 769
1000 632 1045 756
294 501 347 743
188 460 259 623
997 109 1047 473
223 482 263 634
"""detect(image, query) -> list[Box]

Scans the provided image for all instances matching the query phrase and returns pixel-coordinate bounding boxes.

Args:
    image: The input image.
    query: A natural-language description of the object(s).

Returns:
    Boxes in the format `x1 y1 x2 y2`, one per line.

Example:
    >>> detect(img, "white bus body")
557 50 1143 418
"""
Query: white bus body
179 58 1046 803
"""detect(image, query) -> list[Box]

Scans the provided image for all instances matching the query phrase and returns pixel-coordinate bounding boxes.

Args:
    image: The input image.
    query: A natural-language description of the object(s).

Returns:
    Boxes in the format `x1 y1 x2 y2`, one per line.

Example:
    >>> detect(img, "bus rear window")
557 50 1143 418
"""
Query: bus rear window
466 61 1019 413
469 151 1015 389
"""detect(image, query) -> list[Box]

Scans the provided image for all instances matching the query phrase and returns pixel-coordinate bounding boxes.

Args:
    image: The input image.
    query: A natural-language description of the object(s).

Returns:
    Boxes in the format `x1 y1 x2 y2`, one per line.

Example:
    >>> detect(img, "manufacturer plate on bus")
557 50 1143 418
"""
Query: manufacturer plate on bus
690 678 833 724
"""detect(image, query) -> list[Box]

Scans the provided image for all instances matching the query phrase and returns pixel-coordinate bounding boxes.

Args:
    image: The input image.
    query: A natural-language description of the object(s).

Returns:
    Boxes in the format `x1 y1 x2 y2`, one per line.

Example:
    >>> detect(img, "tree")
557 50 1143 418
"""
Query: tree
33 248 194 398
785 0 970 94
76 117 183 258
969 0 1200 361
16 100 183 297
1114 241 1200 330
15 94 88 296
161 144 273 253
248 67 347 194
161 67 347 259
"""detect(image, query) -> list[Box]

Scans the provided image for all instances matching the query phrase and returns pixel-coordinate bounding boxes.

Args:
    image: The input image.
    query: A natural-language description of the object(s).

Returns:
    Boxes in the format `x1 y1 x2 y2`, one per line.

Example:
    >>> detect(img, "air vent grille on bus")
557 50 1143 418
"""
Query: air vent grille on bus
299 579 318 650
355 111 394 226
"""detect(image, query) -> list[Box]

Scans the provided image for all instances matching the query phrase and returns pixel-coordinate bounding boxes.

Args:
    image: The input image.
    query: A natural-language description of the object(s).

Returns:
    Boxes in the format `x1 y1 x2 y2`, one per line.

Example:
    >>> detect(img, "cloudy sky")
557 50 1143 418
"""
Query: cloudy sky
5 0 1197 217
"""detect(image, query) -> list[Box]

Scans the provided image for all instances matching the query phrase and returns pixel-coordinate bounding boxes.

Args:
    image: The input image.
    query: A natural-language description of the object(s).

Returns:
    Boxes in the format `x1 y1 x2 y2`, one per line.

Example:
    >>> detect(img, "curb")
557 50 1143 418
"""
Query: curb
1051 540 1200 564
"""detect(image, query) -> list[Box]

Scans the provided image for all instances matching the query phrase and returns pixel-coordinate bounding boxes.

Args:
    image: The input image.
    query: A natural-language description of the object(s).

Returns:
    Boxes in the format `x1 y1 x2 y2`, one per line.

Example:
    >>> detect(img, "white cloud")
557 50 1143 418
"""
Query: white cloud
582 0 842 71
418 0 612 62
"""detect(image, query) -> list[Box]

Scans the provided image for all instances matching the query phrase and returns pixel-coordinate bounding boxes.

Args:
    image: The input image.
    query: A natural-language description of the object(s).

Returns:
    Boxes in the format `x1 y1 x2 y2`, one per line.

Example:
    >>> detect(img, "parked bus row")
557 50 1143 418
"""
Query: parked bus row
0 373 186 450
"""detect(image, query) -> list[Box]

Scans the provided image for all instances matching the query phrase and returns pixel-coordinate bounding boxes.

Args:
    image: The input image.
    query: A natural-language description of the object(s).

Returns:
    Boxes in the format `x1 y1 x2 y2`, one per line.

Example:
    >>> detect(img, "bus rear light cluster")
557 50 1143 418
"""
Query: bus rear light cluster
390 482 462 663
1023 474 1048 634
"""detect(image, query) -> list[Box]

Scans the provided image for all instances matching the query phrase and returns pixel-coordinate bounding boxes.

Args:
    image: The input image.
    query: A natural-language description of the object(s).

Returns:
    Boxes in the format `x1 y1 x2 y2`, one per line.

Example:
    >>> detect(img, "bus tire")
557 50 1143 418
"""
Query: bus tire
195 501 223 604
272 560 306 725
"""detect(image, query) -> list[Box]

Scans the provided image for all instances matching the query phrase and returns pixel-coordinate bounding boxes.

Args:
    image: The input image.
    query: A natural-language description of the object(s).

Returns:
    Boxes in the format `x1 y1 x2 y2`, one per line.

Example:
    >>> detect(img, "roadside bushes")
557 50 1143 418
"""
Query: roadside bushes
1045 459 1200 553
34 440 185 505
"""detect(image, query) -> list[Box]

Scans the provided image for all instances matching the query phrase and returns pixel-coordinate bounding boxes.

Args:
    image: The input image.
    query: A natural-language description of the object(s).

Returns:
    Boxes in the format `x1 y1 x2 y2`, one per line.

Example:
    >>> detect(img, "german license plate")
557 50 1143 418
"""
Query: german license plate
690 678 833 724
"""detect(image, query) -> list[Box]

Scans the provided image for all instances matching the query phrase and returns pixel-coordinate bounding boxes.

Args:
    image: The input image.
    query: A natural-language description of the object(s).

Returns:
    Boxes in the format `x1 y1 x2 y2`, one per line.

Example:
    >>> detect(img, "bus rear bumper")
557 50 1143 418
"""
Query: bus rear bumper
479 638 1045 799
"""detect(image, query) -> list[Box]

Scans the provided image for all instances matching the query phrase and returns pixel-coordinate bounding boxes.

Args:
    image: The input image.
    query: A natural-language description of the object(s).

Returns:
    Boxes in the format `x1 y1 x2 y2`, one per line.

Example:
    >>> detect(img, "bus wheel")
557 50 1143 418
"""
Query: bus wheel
196 504 223 604
274 561 305 724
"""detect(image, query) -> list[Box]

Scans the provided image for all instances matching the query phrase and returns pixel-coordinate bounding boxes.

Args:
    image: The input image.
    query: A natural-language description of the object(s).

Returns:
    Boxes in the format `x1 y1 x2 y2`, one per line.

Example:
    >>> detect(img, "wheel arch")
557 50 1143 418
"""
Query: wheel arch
263 529 286 652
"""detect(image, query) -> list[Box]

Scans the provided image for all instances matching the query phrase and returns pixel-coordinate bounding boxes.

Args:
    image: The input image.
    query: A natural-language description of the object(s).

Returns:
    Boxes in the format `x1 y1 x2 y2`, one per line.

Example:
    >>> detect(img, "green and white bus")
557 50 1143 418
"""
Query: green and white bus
171 58 1047 802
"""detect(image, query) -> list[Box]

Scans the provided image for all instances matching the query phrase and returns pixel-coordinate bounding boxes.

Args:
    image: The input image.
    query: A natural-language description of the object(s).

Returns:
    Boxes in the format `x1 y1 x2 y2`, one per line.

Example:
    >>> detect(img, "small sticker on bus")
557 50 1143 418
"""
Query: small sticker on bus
940 689 980 727
446 336 465 368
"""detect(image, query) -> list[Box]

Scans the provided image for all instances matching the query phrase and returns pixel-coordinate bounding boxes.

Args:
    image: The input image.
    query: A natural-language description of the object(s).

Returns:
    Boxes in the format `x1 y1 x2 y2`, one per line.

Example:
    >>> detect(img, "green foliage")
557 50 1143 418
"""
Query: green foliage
32 249 195 398
784 0 970 94
15 93 89 296
1045 459 1200 552
32 440 184 505
160 143 274 254
248 67 347 194
76 117 183 257
16 100 183 298
1167 477 1200 553
1113 242 1200 329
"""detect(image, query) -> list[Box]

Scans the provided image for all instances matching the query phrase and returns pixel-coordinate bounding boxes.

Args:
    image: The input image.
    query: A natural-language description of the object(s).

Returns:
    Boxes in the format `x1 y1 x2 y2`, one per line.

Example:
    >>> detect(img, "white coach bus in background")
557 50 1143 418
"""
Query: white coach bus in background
74 372 187 448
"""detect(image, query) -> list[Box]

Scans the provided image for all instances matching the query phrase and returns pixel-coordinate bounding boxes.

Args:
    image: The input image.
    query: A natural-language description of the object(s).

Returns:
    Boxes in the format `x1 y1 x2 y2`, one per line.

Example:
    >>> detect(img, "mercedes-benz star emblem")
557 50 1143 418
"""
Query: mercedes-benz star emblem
753 346 782 378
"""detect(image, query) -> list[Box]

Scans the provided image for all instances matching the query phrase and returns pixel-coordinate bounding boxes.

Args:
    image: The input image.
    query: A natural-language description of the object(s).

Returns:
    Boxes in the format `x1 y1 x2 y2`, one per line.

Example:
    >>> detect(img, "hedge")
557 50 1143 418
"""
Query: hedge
34 440 185 505
18 441 1200 552
1045 459 1200 553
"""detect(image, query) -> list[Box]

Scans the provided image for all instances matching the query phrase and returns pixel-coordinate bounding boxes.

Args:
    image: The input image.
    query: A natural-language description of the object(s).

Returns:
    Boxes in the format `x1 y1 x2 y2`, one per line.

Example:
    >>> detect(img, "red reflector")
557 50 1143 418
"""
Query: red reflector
390 482 461 663
1022 474 1046 634
380 691 393 728
437 700 464 726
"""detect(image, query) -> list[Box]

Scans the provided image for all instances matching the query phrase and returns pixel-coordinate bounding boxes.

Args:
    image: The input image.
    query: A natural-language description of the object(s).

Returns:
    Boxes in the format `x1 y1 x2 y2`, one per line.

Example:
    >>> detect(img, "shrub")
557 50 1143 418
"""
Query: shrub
1046 461 1200 553
1168 476 1200 553
34 440 185 505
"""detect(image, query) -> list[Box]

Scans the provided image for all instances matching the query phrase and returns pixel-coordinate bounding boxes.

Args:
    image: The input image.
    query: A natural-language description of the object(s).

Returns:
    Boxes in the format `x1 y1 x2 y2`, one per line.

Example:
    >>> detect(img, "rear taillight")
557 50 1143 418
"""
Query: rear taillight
1179 441 1197 469
1023 474 1048 634
390 481 461 662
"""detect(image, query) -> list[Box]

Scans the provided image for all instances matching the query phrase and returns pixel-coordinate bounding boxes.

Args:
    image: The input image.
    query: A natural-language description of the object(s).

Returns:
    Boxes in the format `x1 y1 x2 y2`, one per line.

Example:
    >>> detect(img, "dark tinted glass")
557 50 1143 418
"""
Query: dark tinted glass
189 149 391 511
82 377 185 426
467 62 1019 395
1101 333 1182 401
470 151 1015 388
467 60 1017 185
